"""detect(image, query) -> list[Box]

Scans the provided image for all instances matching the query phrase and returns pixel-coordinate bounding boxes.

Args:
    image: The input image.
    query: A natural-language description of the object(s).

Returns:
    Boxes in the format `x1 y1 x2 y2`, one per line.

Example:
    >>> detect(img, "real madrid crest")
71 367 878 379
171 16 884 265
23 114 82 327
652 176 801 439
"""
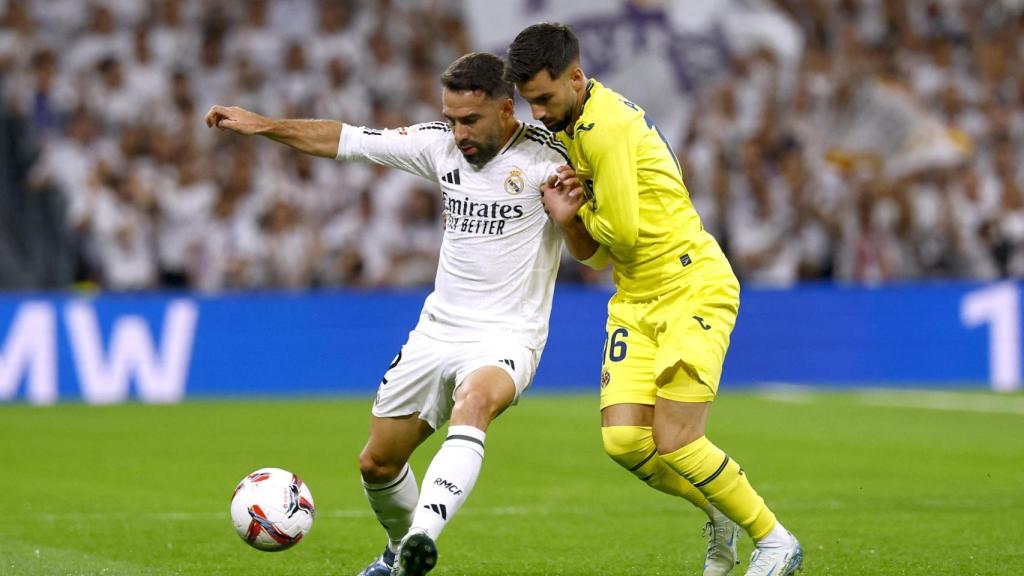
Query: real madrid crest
504 167 525 195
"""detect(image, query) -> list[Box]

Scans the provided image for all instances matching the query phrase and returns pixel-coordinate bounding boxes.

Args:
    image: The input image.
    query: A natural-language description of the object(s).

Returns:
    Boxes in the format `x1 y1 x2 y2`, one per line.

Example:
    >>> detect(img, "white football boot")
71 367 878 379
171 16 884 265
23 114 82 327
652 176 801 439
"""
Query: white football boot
702 509 741 576
743 532 803 576
391 531 437 576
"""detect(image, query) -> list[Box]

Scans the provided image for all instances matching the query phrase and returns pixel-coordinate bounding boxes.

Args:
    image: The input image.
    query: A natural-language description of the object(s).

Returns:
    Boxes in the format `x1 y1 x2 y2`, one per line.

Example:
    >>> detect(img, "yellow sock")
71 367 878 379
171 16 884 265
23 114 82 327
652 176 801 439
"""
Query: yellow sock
602 426 710 509
662 436 776 540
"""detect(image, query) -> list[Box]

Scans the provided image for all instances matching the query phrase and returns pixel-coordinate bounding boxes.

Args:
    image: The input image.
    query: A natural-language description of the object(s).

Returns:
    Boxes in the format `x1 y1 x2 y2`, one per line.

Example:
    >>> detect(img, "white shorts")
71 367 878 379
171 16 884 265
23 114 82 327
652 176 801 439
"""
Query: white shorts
371 330 539 430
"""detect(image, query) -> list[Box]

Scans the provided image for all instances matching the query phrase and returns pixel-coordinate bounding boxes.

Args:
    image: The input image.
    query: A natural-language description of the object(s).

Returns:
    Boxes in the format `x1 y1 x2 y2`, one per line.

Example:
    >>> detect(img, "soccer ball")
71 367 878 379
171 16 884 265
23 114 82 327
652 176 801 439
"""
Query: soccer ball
230 467 315 551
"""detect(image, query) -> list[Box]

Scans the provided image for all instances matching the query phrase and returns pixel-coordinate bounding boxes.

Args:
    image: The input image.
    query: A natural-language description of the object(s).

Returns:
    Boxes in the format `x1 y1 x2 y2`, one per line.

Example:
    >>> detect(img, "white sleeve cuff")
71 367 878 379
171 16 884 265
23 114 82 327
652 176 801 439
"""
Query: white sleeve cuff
335 123 356 161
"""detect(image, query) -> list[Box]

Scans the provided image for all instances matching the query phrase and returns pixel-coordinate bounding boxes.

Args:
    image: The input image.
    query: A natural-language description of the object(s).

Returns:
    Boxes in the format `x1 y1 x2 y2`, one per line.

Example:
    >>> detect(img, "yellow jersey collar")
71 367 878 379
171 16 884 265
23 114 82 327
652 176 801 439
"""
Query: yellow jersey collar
568 79 598 139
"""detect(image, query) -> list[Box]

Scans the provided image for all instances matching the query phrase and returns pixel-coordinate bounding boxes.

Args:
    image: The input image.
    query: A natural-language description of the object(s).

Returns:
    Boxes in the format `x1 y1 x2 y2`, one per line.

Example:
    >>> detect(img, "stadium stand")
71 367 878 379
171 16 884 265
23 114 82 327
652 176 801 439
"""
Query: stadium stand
1 0 1022 290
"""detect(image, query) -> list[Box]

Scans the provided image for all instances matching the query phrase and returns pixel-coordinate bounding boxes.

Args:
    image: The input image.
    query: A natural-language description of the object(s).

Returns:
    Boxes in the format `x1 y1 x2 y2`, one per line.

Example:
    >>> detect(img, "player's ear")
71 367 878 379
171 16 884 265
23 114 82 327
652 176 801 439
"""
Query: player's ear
500 97 514 118
570 65 585 90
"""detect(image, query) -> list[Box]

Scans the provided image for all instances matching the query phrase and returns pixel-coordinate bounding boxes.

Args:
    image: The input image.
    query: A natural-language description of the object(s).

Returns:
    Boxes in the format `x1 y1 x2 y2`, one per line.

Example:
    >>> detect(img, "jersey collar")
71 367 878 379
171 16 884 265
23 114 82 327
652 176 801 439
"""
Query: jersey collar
499 121 526 156
567 79 597 139
581 79 595 113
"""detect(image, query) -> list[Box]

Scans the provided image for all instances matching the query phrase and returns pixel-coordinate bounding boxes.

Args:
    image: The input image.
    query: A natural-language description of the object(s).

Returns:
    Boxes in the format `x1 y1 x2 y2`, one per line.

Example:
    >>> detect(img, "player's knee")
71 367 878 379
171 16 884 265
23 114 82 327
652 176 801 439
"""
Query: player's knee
456 389 492 416
601 425 656 473
451 388 508 426
358 448 405 484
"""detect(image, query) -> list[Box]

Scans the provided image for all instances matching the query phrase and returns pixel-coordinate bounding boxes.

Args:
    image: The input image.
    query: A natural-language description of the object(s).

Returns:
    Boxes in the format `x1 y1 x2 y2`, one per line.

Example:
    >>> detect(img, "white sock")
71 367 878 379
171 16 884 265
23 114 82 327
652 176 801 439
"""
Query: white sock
363 463 419 552
409 425 486 540
755 520 794 549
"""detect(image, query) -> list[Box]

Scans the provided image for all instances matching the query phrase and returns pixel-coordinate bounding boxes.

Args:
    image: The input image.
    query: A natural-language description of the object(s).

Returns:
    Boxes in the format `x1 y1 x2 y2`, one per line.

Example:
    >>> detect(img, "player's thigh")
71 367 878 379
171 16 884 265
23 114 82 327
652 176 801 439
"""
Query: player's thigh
653 266 740 403
451 339 537 406
601 402 654 427
372 330 451 430
600 296 658 410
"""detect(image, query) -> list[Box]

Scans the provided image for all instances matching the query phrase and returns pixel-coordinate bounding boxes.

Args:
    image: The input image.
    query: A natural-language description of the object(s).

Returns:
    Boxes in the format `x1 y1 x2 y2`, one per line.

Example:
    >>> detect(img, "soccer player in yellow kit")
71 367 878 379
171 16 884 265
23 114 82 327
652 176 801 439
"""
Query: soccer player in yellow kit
506 23 802 576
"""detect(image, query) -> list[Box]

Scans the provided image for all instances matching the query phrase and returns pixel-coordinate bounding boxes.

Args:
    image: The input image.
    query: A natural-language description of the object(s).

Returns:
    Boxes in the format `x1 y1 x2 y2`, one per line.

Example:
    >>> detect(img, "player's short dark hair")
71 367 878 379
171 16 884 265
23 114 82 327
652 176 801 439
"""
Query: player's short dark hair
440 52 513 100
504 22 579 84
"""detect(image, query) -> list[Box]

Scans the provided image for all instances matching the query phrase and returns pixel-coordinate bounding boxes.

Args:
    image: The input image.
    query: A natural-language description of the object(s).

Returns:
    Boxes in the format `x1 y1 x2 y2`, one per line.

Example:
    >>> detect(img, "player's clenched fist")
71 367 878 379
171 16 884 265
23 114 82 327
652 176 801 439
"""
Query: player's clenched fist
540 164 585 227
204 105 270 135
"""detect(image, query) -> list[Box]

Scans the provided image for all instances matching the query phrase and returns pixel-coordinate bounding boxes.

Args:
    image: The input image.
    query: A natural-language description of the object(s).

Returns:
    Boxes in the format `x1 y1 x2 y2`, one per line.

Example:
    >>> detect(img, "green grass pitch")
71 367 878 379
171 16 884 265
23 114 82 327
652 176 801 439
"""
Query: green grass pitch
1 390 1022 575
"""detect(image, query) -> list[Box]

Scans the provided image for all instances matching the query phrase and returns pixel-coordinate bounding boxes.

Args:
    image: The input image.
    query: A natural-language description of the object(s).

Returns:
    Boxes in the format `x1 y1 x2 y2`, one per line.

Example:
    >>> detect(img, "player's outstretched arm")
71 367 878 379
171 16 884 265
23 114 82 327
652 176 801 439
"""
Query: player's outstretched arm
205 105 342 159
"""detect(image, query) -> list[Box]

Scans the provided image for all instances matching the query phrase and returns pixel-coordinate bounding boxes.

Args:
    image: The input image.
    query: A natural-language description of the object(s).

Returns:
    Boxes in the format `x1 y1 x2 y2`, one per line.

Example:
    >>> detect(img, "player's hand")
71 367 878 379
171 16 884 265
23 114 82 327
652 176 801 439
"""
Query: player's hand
540 165 585 227
553 165 583 195
204 105 270 135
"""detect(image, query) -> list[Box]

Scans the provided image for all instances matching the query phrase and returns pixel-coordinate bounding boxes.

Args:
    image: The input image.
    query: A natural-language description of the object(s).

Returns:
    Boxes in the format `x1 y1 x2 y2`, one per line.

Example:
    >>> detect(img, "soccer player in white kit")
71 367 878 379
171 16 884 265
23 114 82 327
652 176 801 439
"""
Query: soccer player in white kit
205 52 569 576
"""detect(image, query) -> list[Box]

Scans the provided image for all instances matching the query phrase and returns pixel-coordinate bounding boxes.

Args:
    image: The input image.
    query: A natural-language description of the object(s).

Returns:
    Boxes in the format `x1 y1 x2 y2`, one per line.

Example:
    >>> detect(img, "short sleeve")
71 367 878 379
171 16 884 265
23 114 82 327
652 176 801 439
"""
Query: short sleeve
336 122 450 181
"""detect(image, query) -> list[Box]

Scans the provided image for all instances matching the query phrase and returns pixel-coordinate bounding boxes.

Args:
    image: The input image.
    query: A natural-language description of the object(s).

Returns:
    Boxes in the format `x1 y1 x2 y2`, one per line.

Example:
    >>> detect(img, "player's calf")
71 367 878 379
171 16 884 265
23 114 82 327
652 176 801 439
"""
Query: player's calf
361 462 419 565
603 426 741 574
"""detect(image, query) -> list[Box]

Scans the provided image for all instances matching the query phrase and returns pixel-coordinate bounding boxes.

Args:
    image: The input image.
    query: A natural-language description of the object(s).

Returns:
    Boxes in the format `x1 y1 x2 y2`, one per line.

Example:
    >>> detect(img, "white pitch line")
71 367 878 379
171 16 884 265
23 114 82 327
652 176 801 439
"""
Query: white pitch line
754 383 825 405
856 389 1024 416
37 506 536 523
757 393 817 405
757 387 1024 416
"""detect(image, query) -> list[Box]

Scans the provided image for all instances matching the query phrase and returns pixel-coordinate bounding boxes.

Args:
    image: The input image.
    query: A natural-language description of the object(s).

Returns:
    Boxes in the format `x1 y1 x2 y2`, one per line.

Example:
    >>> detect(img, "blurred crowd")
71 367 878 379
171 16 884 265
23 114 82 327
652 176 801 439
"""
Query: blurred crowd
1 0 463 291
1 0 1023 291
683 0 1024 285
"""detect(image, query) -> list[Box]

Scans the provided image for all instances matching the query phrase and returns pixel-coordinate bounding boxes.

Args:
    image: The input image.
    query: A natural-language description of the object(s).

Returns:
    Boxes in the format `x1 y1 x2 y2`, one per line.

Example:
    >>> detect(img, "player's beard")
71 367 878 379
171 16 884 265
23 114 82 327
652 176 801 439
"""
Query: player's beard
458 135 501 168
542 104 573 133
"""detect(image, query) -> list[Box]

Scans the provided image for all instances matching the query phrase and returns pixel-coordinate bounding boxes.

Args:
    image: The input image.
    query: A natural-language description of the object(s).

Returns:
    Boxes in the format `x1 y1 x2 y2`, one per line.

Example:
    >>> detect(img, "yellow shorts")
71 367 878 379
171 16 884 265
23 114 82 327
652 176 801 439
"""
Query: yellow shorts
599 262 740 408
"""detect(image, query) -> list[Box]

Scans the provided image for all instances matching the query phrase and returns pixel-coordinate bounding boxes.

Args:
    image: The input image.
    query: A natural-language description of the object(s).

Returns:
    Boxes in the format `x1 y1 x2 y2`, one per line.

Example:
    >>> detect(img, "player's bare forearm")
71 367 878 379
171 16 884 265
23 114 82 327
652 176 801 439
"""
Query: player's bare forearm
262 118 342 158
205 105 342 158
560 215 600 261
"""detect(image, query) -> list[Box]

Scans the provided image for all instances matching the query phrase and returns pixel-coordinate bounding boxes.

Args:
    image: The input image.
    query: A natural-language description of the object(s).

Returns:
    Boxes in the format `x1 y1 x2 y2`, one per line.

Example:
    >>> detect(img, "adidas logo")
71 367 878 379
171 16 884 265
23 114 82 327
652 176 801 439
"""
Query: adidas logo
441 169 461 185
423 503 447 520
499 358 516 370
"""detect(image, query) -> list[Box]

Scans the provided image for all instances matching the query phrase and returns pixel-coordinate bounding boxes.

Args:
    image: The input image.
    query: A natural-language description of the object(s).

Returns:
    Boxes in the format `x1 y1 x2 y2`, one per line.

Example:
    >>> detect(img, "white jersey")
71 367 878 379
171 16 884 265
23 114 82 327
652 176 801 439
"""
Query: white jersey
337 121 568 351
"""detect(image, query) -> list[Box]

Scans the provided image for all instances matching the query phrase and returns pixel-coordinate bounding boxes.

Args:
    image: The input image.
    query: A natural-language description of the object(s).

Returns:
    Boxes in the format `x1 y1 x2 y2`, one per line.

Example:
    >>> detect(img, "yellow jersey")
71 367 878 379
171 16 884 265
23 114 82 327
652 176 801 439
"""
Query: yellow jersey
558 79 730 300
